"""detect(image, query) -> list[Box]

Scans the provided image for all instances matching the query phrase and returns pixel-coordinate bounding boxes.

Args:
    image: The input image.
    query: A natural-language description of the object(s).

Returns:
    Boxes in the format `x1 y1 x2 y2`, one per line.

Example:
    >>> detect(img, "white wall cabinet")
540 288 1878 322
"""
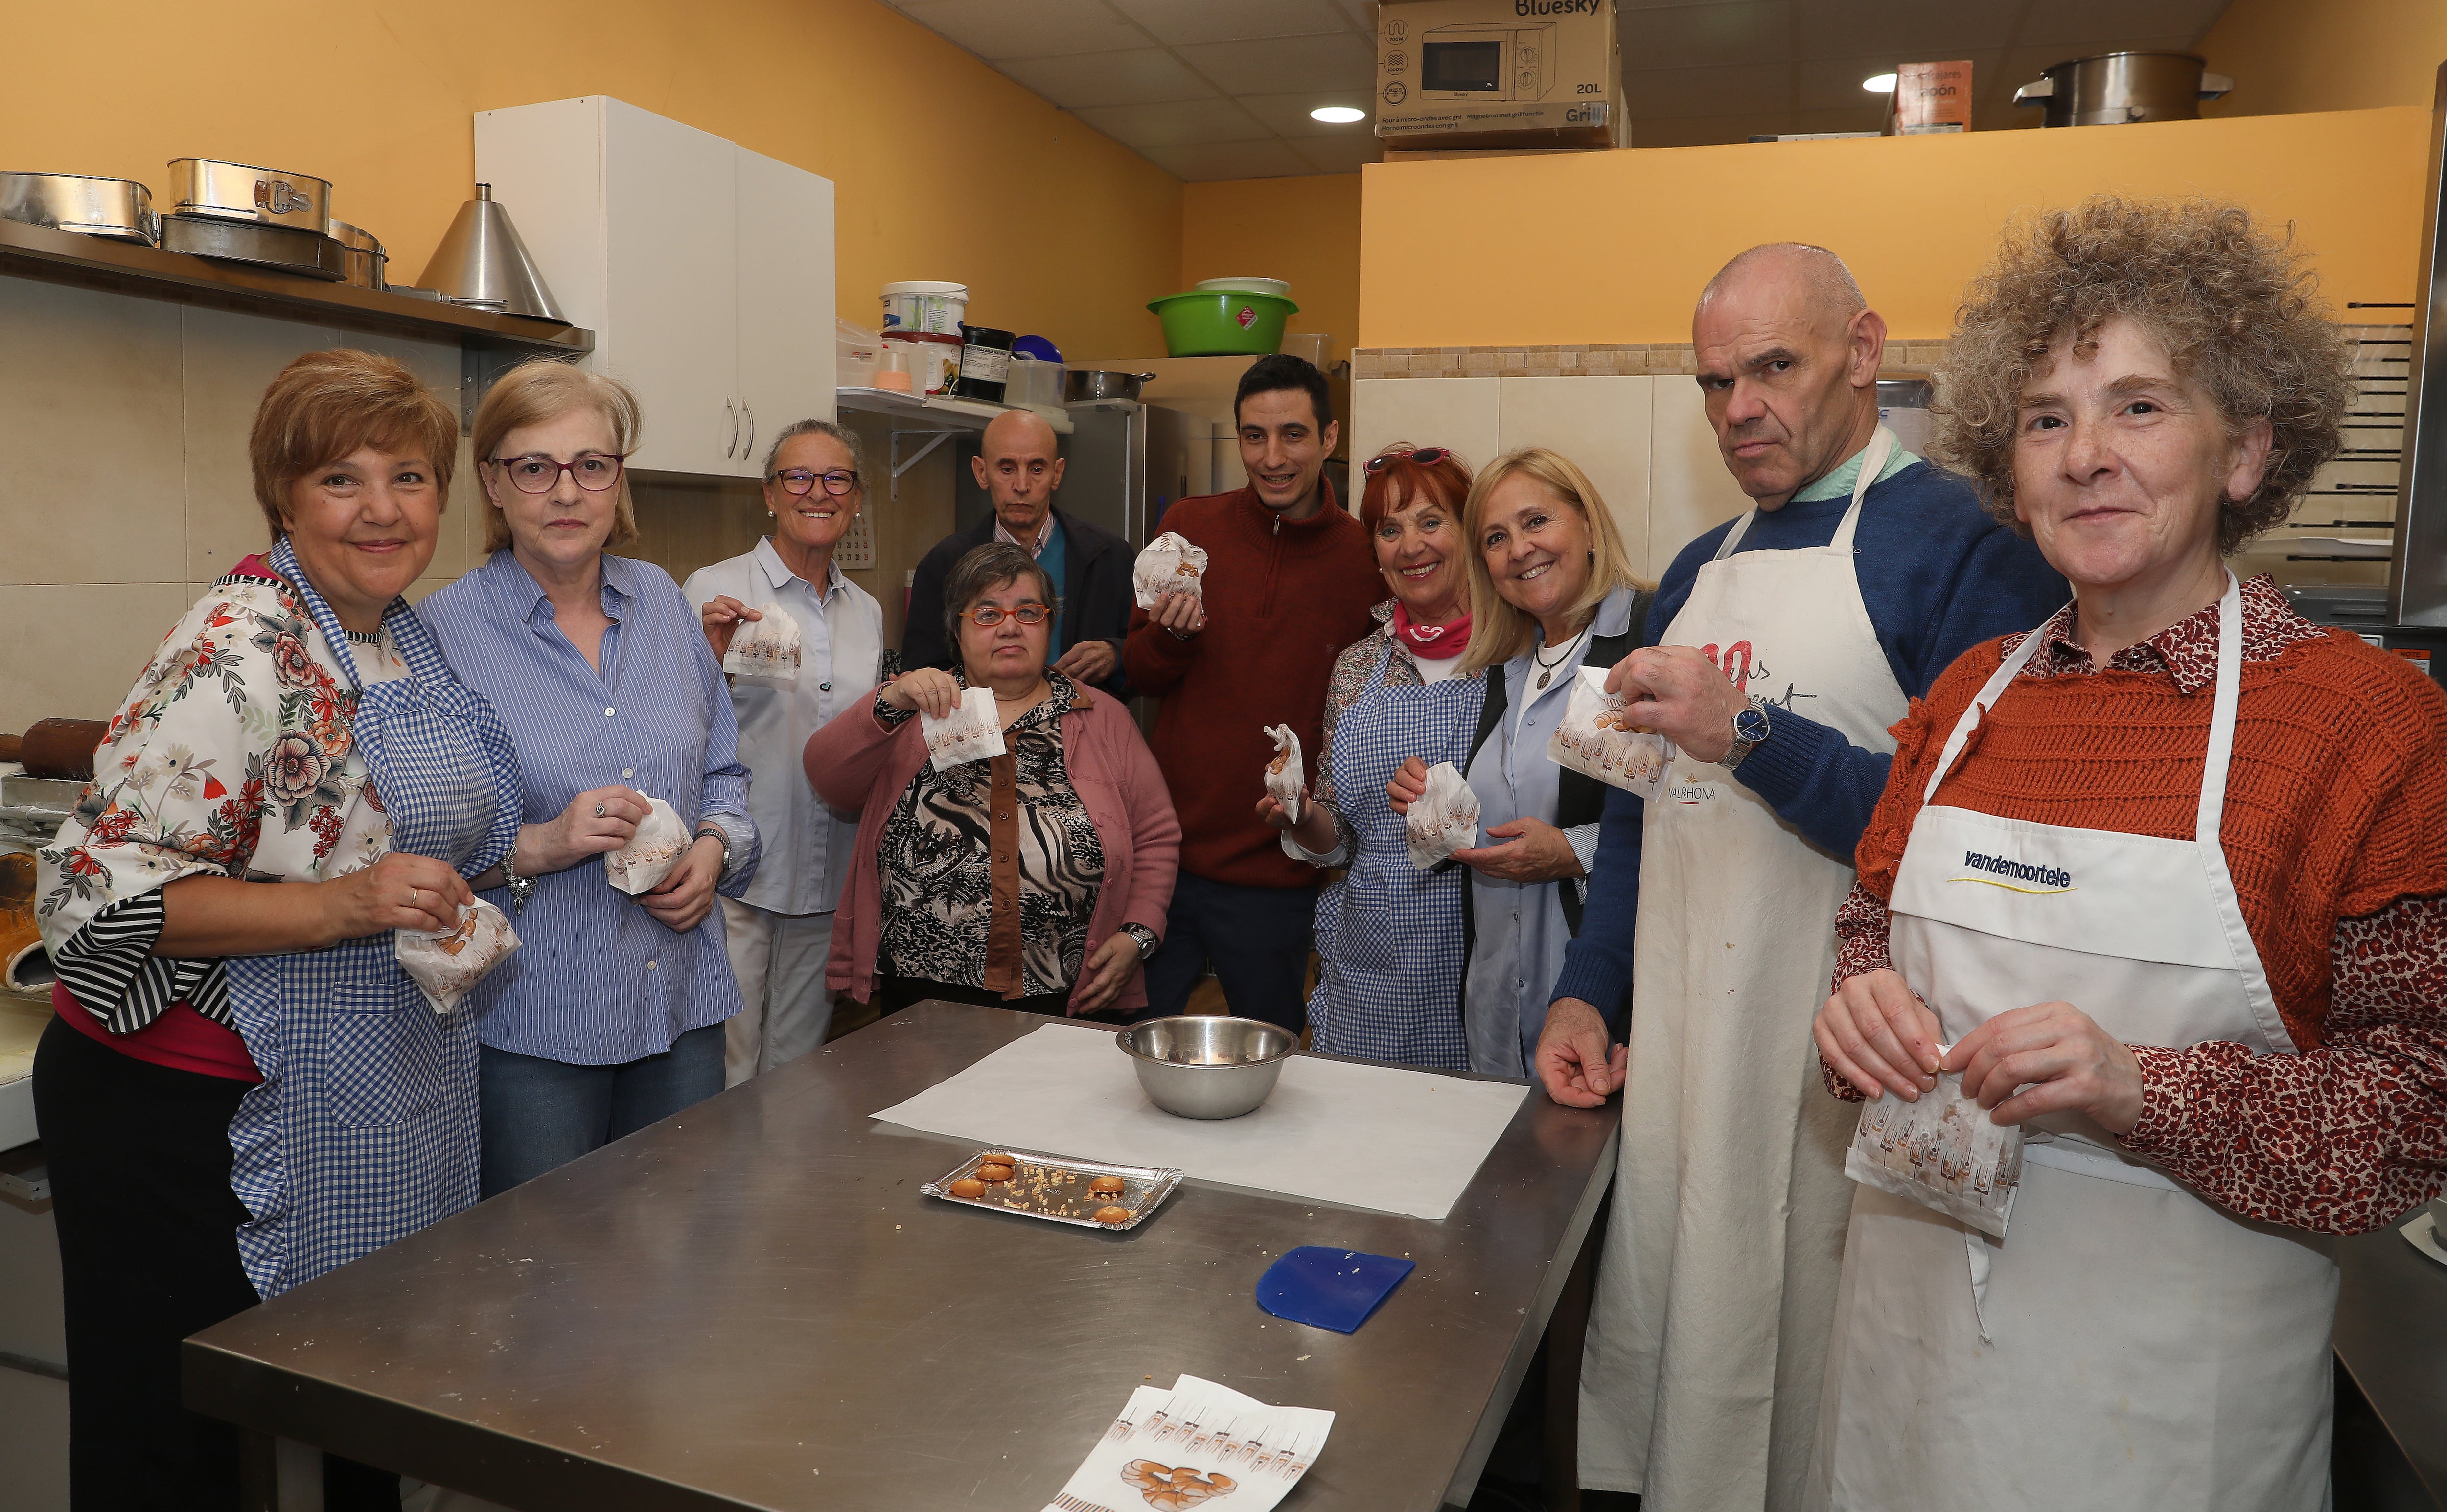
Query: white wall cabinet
475 97 835 479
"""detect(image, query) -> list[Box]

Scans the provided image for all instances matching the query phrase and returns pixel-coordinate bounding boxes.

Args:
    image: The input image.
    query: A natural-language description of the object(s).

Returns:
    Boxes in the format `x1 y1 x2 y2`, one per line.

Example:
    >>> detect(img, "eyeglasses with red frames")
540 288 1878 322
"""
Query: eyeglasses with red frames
1365 445 1450 474
771 468 861 497
492 453 626 493
960 602 1052 628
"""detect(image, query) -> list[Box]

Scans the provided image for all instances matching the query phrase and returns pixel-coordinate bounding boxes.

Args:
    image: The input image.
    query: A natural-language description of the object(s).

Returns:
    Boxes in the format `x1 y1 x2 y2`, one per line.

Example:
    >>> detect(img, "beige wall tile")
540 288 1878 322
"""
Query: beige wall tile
1648 379 1755 581
1497 376 1654 580
1350 378 1501 480
0 582 197 725
181 308 463 585
0 281 185 586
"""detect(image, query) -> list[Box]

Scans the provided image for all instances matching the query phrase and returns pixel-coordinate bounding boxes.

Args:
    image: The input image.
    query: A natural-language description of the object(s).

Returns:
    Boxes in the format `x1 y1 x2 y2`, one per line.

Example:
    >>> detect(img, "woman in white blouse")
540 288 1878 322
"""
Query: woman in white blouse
687 420 883 1082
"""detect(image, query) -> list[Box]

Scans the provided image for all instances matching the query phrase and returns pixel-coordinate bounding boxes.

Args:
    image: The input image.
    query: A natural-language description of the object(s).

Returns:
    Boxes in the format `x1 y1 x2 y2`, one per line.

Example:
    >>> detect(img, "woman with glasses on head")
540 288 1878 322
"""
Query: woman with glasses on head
419 359 759 1195
805 541 1179 1021
1261 444 1486 1068
684 422 882 1085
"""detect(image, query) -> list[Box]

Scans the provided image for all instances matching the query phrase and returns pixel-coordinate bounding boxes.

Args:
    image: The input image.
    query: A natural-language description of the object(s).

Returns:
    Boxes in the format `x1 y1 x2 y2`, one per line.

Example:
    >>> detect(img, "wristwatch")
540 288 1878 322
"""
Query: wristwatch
1721 695 1773 772
695 824 735 881
1120 923 1159 960
501 846 538 914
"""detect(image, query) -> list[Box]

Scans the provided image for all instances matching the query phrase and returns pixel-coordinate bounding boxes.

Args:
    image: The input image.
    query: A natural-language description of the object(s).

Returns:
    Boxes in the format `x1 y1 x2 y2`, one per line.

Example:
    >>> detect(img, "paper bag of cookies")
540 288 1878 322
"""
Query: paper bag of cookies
1263 723 1303 823
1405 760 1480 870
1133 531 1209 608
1844 1059 2026 1239
605 794 692 895
396 899 520 1015
1547 665 1675 800
921 686 1007 772
721 602 800 682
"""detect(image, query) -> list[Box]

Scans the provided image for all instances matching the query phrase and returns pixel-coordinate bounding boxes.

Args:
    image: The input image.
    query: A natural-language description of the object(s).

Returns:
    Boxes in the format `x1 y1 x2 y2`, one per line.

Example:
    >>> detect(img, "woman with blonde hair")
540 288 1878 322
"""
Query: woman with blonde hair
1387 447 1651 1076
419 359 758 1195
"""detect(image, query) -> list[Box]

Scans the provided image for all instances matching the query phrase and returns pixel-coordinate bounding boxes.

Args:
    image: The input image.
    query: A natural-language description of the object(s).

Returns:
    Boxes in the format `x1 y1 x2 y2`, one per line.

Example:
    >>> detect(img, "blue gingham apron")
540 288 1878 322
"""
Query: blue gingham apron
1305 642 1484 1069
222 540 522 1297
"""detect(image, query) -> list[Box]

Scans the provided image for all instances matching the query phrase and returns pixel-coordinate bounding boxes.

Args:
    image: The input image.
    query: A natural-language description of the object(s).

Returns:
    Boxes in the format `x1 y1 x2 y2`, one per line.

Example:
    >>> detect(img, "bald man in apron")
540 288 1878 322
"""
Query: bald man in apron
1533 245 2066 1512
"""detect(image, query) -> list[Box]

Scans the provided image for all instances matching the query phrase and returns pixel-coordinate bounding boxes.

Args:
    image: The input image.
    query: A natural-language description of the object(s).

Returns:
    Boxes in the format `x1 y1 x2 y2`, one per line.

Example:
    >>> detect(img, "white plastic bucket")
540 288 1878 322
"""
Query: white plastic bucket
880 280 969 335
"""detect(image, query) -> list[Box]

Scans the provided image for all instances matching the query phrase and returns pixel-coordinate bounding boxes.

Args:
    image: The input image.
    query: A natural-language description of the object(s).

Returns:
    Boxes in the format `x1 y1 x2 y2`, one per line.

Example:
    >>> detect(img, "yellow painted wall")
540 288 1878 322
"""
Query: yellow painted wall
1181 175 1363 366
2200 0 2447 117
1358 107 2432 346
0 0 1182 358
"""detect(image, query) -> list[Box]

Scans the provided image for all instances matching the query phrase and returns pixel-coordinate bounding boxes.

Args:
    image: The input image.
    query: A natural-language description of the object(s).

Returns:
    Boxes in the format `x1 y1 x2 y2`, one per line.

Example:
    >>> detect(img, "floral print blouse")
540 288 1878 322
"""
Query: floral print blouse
874 672 1107 996
37 562 407 1034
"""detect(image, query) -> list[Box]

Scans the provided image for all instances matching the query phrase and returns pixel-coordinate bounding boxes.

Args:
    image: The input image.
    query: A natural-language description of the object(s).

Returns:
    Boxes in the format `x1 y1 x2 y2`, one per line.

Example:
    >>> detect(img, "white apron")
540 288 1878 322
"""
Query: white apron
1580 430 1910 1510
1809 573 2336 1512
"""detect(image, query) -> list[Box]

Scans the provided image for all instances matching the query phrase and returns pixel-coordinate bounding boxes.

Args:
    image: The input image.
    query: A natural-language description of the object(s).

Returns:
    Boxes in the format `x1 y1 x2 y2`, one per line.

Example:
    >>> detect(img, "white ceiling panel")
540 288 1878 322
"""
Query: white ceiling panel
896 0 1145 59
1172 34 1377 95
1071 97 1276 148
1134 138 1317 181
1238 90 1385 137
1795 0 2025 57
997 47 1219 106
1619 2 1794 70
1623 60 1797 119
1291 134 1387 175
882 0 2234 181
1110 0 1364 47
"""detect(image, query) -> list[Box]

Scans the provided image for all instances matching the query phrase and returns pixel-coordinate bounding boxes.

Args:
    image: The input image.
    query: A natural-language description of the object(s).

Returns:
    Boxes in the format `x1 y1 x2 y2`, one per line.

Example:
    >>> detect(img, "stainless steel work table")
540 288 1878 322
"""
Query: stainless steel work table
185 1003 1621 1511
2334 1223 2447 1507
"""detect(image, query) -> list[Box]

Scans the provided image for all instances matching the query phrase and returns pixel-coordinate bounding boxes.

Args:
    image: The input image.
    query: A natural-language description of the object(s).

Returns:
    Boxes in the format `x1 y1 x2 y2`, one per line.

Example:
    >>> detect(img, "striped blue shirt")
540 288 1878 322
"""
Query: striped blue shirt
418 551 759 1065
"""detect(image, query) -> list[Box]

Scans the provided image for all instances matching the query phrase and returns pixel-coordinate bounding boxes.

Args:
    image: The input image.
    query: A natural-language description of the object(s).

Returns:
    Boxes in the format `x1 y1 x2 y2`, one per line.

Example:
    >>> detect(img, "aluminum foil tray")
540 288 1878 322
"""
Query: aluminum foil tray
921 1147 1183 1232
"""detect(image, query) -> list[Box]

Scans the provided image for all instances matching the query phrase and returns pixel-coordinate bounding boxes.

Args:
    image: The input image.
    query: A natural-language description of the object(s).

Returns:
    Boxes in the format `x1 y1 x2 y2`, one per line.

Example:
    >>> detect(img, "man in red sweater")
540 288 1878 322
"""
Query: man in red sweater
1125 355 1381 1030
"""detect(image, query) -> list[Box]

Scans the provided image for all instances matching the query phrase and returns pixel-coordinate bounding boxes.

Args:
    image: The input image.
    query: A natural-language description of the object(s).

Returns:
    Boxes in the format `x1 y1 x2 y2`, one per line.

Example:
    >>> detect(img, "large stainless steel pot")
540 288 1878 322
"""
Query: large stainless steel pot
2013 53 2232 127
167 158 331 234
0 173 159 245
330 219 386 289
1064 369 1156 403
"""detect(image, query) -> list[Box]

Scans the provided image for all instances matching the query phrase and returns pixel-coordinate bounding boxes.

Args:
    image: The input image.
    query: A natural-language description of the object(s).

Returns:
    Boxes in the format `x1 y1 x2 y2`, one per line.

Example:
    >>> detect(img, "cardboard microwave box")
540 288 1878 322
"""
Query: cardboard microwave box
1885 60 1972 134
1376 0 1624 151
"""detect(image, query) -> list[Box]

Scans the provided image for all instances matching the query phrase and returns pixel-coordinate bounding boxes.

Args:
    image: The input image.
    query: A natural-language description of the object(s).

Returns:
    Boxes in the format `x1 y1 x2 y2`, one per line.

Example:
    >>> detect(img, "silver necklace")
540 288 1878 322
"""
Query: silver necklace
1532 625 1589 689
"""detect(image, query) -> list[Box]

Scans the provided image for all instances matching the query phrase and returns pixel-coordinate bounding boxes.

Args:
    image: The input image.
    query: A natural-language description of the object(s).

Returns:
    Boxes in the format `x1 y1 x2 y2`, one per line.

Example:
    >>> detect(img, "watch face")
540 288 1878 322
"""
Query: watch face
1734 706 1771 743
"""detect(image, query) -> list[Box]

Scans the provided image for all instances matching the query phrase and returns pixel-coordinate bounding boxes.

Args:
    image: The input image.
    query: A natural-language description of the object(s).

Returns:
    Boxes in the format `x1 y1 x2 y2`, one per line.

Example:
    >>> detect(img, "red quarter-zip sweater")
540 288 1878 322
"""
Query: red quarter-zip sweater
1124 482 1382 889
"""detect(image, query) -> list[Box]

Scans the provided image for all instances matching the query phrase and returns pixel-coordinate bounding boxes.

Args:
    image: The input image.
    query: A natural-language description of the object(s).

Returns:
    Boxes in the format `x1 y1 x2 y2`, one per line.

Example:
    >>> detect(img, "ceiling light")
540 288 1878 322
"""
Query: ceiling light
1311 105 1367 124
1861 72 1898 93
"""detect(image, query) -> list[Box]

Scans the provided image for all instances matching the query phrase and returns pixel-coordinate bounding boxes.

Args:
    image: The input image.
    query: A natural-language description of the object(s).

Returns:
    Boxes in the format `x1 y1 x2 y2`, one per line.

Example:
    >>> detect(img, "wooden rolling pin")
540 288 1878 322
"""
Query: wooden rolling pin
0 719 110 780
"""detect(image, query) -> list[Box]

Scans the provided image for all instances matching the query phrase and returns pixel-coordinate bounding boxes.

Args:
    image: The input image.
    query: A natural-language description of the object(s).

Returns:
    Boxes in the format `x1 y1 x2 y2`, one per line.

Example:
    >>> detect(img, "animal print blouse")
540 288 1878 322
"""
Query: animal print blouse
875 671 1105 995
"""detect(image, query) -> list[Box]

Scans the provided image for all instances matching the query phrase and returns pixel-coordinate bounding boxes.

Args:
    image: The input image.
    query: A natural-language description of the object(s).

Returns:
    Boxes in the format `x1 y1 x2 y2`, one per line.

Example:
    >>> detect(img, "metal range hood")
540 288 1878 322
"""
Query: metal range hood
2389 61 2447 627
416 183 565 323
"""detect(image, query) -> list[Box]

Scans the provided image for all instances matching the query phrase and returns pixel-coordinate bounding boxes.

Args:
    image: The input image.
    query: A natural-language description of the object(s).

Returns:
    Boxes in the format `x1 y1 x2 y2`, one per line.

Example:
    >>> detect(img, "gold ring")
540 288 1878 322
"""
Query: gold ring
406 887 419 905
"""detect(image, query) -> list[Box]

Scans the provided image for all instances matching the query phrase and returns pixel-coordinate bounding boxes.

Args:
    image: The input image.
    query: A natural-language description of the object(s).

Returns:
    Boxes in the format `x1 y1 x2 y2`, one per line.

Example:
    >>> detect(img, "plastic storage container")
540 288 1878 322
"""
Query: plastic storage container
1147 289 1298 357
882 330 961 396
1005 353 1066 410
1278 331 1328 368
837 317 881 388
880 279 968 335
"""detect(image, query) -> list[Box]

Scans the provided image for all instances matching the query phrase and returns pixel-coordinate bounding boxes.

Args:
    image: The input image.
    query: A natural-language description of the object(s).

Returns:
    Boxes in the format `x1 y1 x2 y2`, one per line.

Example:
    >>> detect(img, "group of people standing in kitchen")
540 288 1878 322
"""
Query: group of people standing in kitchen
28 190 2447 1512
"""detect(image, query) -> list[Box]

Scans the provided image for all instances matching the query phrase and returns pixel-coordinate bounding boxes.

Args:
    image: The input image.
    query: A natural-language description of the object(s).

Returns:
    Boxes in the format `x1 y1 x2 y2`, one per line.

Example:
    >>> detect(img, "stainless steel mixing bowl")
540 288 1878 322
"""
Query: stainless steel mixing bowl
1117 1016 1297 1120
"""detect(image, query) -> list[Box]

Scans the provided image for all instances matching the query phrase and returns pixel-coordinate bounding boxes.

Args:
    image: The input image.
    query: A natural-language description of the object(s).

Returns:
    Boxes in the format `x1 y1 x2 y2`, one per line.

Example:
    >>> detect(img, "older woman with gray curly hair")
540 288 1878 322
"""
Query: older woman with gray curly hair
804 541 1179 1022
1807 197 2447 1510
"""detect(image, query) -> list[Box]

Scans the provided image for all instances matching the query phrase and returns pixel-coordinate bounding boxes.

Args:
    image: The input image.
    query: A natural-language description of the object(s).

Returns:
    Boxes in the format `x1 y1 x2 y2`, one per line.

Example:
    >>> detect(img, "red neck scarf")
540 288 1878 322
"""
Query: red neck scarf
1391 602 1472 660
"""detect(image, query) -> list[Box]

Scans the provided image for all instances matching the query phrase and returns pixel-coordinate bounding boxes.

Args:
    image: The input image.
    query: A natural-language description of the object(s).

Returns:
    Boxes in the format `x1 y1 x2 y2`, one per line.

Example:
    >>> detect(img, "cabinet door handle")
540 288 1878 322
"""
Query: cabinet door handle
725 399 738 459
742 403 756 466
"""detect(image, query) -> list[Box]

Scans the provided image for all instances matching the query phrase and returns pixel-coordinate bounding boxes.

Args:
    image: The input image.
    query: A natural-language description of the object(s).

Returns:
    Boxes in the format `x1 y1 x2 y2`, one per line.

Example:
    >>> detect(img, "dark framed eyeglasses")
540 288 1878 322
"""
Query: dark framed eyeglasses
960 602 1051 628
771 468 861 497
1366 445 1449 474
493 453 626 493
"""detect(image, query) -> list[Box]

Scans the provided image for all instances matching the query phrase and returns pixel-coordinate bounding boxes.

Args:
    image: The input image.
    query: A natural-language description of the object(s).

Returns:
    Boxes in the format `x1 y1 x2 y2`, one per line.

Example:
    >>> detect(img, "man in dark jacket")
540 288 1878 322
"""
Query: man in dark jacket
903 408 1133 698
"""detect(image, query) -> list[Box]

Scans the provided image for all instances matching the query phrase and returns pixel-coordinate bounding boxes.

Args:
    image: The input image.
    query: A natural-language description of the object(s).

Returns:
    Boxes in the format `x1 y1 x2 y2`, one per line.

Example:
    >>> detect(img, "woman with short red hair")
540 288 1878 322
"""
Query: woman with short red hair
1260 443 1487 1067
33 348 524 1507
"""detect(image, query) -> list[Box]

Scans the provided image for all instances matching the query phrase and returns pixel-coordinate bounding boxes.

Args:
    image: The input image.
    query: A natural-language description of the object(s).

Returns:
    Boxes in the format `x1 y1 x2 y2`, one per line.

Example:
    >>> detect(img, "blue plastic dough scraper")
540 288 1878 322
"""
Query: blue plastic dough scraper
1255 1246 1416 1333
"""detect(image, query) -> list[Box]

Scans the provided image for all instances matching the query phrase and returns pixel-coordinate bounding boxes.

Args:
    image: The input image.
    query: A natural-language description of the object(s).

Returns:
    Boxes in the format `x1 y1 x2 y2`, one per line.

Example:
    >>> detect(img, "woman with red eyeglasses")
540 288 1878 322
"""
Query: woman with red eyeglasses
1258 444 1486 1069
805 541 1180 1022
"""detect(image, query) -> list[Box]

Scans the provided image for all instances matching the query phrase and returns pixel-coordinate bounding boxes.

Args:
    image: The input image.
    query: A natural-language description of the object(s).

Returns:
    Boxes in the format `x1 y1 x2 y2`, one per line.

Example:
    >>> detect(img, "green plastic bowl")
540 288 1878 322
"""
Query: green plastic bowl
1147 289 1299 357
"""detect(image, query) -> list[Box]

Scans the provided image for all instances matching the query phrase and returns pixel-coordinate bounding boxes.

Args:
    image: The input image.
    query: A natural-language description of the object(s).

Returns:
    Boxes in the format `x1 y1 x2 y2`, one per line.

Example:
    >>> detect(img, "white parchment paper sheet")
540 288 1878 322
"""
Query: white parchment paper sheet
872 1022 1530 1220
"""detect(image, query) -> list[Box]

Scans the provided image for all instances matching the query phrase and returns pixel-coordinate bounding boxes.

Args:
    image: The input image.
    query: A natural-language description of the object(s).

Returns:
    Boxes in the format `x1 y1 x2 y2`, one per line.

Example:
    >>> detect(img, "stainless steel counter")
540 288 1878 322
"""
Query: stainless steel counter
184 1003 1620 1511
2335 1221 2447 1505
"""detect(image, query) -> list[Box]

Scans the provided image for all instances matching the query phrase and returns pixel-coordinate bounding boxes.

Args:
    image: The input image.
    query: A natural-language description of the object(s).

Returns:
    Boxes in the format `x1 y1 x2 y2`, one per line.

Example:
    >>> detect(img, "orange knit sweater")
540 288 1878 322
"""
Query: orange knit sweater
1834 577 2447 1233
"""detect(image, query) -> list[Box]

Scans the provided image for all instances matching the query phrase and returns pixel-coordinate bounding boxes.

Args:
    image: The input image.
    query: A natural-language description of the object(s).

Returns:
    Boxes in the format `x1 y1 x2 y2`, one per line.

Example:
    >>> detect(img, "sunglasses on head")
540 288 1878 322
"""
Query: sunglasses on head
1365 446 1449 474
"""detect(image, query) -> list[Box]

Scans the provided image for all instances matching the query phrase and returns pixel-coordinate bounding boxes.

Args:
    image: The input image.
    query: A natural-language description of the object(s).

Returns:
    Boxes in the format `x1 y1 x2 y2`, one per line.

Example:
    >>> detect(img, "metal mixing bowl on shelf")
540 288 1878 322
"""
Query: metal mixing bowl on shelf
1117 1016 1297 1120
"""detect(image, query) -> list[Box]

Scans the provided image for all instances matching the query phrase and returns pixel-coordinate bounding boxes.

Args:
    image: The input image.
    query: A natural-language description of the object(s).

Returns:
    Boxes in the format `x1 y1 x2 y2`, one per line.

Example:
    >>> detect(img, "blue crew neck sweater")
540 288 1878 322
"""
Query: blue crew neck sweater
1549 460 2067 1026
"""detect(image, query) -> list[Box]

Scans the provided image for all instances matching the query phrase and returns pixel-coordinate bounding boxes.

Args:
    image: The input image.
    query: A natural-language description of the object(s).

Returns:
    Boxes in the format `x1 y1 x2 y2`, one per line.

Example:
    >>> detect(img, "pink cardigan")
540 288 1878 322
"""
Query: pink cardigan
804 686 1181 1012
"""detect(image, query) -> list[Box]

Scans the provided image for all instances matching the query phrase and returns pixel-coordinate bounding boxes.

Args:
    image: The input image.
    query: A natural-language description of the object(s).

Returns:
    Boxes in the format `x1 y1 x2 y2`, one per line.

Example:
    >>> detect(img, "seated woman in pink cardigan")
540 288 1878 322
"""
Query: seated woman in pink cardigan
805 540 1180 1020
